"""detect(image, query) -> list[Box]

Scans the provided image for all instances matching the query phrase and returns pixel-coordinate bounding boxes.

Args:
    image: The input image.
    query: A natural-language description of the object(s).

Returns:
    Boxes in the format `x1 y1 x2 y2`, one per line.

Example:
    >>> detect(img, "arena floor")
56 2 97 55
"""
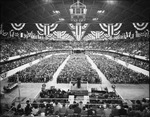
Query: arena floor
1 78 149 106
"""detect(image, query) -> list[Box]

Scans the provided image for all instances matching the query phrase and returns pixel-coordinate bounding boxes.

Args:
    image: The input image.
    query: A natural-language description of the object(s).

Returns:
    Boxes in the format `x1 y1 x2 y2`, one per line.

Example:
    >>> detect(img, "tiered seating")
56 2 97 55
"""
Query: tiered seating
0 39 49 61
7 54 68 83
1 93 149 117
83 38 149 58
1 37 149 62
90 88 122 104
88 54 149 84
101 52 149 71
0 52 54 74
57 54 101 84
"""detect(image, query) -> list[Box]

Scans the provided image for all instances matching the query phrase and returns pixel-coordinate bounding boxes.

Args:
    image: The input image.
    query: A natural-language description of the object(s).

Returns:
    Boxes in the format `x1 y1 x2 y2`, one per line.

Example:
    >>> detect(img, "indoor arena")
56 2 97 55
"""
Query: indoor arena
0 0 149 117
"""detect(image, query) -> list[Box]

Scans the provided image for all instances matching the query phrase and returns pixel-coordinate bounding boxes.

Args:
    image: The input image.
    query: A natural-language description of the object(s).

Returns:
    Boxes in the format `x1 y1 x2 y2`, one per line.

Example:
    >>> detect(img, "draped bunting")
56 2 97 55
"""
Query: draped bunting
11 23 26 31
68 23 89 41
35 23 58 36
68 23 76 30
132 22 149 31
99 23 122 36
1 22 149 41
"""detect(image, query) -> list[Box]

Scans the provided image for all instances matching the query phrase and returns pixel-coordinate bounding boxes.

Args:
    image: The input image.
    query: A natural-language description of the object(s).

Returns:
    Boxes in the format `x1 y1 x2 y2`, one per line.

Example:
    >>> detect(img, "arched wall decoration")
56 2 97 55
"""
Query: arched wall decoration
50 23 58 31
99 23 107 32
84 30 112 41
91 31 107 39
35 23 59 36
52 31 66 39
99 23 122 36
11 23 26 31
133 22 148 31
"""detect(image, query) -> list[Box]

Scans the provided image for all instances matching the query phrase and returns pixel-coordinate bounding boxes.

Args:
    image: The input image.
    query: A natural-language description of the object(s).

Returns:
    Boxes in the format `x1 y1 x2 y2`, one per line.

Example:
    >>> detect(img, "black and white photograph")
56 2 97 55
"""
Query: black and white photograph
0 0 149 117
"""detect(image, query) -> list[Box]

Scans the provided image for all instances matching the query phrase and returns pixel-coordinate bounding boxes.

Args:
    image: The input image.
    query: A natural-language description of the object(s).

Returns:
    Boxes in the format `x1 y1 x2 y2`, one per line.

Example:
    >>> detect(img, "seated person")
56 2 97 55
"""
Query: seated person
15 104 24 115
32 104 39 116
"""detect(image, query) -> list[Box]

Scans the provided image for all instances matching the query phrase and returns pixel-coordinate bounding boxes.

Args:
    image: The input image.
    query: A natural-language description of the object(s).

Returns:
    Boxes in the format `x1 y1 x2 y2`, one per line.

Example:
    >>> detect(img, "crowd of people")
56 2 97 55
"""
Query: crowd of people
1 39 49 61
57 54 101 84
1 97 150 117
1 38 73 61
100 52 149 71
1 37 149 62
1 37 149 117
7 54 68 83
39 87 70 102
0 52 56 74
83 38 149 58
89 89 122 104
89 54 149 84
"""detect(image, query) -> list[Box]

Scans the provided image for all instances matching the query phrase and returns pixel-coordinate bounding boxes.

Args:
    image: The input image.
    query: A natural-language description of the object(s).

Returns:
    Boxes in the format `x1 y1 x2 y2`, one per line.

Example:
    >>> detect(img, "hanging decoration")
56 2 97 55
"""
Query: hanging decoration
11 23 26 31
68 23 76 30
35 23 58 36
133 22 148 31
81 23 89 30
53 31 67 39
99 23 122 36
68 23 89 41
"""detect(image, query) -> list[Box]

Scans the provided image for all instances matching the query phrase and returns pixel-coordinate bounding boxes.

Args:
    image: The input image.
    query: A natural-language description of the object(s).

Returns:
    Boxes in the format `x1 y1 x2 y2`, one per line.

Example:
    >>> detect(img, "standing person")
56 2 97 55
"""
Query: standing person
24 100 32 116
77 77 81 88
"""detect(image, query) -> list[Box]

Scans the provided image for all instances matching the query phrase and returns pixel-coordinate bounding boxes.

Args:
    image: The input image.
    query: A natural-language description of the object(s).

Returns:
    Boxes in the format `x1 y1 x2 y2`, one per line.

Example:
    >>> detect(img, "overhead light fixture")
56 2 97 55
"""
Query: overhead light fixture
92 18 98 21
43 0 53 3
59 18 65 21
53 10 60 14
107 0 117 5
69 0 87 22
97 10 105 14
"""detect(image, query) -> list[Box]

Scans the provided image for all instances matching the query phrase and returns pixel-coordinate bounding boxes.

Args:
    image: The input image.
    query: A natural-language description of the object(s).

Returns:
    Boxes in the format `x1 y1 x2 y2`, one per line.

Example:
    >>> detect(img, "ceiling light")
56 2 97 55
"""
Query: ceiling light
59 18 65 21
107 0 117 5
53 10 60 14
43 0 53 3
92 18 98 21
69 0 87 22
97 10 105 14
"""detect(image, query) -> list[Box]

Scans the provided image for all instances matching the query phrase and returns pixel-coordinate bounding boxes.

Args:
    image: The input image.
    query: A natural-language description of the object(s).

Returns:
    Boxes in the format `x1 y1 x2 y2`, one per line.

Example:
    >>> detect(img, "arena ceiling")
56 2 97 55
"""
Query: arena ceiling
1 0 150 23
1 0 150 38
